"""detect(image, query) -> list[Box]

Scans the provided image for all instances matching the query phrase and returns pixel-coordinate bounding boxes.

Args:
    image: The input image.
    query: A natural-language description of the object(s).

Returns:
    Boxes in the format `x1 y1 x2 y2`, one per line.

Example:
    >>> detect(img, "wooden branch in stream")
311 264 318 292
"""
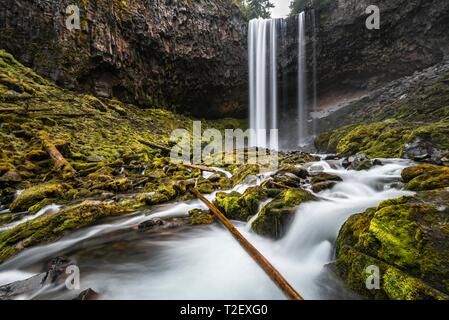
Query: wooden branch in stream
190 189 304 301
39 132 76 176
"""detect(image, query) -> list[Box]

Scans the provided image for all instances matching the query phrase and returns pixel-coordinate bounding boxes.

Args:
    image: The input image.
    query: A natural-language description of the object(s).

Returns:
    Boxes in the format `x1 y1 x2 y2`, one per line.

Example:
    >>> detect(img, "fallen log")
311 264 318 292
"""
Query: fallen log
190 189 304 300
39 132 76 177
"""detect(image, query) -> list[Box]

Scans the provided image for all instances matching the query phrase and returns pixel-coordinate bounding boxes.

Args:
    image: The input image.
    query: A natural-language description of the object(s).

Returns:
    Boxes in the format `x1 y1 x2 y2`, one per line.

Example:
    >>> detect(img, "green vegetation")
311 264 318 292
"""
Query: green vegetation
289 0 331 15
233 0 274 20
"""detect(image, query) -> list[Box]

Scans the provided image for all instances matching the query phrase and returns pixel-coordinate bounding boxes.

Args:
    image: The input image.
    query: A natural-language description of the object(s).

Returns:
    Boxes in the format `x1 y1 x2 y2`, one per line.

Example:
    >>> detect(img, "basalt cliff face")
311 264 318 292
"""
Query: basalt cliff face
280 0 449 115
0 0 248 118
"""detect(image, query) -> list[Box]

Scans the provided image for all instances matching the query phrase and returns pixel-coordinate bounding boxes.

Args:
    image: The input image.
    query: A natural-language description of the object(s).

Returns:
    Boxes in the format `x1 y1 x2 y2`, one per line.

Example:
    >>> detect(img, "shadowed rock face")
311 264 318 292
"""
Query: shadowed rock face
0 0 248 118
280 0 449 116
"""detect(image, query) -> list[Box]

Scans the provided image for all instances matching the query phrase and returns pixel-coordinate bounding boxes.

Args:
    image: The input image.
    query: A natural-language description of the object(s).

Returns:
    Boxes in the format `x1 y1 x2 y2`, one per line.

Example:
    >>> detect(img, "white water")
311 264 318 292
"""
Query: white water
0 159 413 300
249 13 310 149
0 204 61 232
297 12 308 145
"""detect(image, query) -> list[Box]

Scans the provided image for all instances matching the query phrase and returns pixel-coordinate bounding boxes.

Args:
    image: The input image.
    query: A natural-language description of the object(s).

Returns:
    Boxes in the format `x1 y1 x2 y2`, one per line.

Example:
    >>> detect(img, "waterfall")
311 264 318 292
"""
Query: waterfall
248 19 278 149
297 12 308 146
249 12 310 149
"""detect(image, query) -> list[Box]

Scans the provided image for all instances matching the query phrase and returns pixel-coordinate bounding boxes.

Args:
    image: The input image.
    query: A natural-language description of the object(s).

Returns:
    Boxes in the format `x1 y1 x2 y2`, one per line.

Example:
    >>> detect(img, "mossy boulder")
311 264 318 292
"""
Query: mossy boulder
229 164 260 186
333 189 449 299
251 188 316 239
9 183 72 212
311 173 342 193
0 201 132 263
401 164 449 191
276 164 308 179
215 186 269 222
311 173 342 185
189 209 214 225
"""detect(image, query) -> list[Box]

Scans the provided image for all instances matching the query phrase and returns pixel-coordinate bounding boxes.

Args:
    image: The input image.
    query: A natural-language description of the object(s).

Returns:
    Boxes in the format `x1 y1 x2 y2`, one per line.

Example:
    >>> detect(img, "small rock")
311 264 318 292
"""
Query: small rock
0 171 22 183
207 173 223 183
323 154 339 160
312 181 337 193
73 288 99 300
87 155 107 163
138 219 164 231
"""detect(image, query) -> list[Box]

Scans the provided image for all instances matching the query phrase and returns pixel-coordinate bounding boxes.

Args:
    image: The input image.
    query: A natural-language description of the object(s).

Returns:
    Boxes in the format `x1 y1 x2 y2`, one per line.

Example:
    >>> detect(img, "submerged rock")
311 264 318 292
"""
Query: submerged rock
251 188 317 239
333 189 449 300
0 256 71 299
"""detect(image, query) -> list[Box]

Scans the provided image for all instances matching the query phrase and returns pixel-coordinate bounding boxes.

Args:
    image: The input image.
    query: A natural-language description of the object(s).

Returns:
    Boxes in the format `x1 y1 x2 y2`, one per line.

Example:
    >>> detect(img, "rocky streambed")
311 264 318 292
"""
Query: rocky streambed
1 154 448 300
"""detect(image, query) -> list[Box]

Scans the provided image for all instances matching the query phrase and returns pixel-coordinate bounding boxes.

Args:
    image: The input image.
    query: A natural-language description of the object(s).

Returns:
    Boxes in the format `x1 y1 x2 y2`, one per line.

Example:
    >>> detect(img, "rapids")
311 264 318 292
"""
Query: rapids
0 158 414 300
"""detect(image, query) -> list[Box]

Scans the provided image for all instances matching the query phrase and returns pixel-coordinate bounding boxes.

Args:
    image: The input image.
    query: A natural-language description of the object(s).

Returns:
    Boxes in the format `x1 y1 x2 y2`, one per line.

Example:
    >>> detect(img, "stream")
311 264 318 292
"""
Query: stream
0 157 414 300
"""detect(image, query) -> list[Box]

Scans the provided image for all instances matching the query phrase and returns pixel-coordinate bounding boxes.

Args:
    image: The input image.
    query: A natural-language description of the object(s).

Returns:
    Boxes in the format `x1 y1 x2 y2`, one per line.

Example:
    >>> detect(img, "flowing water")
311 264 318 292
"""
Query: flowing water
249 13 311 149
0 158 414 300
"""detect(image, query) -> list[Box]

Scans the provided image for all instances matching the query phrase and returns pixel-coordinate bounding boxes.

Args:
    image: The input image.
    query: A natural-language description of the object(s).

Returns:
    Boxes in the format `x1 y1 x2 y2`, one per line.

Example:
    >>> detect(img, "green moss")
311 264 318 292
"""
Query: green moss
189 209 214 225
311 173 342 184
9 183 71 212
402 164 449 191
251 188 316 238
216 186 267 222
0 213 23 226
229 164 260 186
334 189 449 299
0 201 132 262
316 118 449 159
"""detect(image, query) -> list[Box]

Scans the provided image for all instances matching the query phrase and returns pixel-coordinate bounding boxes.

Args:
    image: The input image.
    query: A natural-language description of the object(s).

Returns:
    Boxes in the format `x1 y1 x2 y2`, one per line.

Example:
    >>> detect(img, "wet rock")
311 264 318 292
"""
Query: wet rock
189 209 214 225
323 154 339 161
215 186 269 222
312 181 338 193
0 212 23 227
311 173 342 185
9 183 72 212
271 173 302 189
276 164 308 179
138 219 164 231
0 171 22 184
348 155 373 171
0 201 132 263
0 256 72 300
138 217 190 232
207 173 223 183
251 188 317 239
230 164 260 187
332 189 449 300
73 288 99 300
401 164 449 191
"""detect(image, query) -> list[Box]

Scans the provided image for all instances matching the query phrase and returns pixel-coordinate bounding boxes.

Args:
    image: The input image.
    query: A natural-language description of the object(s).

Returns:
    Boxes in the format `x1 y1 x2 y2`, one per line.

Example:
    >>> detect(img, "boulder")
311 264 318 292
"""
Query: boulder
401 164 449 191
333 189 449 300
251 188 316 239
215 186 269 222
189 209 214 225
